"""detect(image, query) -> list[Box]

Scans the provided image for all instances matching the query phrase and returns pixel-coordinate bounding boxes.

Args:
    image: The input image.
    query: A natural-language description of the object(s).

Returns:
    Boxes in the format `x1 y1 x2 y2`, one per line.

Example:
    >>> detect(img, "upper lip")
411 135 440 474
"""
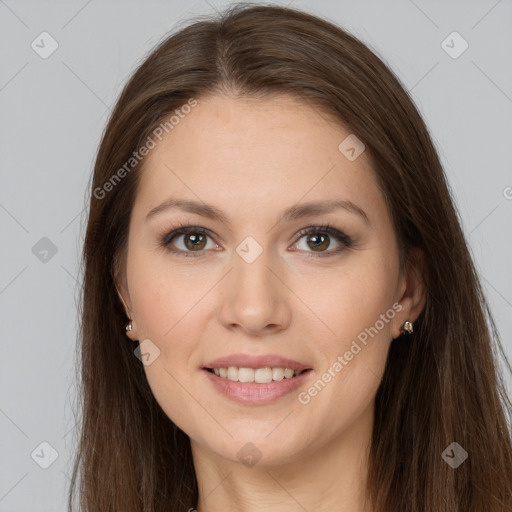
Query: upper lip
204 354 312 371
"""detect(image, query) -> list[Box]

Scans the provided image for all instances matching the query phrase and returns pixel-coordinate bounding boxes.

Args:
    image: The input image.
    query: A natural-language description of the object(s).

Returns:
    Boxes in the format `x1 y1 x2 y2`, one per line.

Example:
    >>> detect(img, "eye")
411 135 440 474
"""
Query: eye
159 224 219 257
292 224 352 257
159 223 352 258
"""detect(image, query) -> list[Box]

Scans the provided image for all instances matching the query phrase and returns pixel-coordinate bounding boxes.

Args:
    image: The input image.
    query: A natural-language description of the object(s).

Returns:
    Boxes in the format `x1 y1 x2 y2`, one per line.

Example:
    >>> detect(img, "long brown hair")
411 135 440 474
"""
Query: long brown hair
69 3 512 511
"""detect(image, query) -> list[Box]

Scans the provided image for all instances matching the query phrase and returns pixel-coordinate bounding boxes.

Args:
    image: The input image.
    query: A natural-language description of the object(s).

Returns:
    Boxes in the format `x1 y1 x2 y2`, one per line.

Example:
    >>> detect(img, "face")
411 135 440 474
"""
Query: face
117 94 423 467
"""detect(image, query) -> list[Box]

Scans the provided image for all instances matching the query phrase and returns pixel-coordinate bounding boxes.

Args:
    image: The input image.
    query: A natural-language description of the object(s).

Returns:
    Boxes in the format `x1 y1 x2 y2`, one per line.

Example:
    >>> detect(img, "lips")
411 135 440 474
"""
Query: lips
204 353 312 372
203 364 312 404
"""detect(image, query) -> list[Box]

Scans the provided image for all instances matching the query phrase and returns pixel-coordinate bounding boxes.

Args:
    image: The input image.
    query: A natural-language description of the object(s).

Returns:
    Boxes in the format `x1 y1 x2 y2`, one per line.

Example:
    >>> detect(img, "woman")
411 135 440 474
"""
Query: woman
68 3 512 511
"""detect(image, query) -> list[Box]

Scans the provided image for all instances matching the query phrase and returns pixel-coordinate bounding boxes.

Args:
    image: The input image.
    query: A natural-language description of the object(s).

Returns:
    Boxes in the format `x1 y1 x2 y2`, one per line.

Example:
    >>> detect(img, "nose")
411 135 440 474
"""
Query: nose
218 245 292 337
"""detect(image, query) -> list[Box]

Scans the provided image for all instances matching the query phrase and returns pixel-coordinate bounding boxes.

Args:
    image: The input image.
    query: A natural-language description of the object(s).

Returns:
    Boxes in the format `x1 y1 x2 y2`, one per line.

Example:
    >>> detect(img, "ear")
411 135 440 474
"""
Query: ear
392 247 426 339
114 268 139 341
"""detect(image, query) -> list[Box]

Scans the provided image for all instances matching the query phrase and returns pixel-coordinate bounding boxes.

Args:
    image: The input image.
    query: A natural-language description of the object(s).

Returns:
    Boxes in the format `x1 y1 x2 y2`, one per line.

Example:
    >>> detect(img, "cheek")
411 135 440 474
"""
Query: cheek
126 246 218 368
292 256 396 413
127 244 202 338
127 256 207 433
291 255 397 347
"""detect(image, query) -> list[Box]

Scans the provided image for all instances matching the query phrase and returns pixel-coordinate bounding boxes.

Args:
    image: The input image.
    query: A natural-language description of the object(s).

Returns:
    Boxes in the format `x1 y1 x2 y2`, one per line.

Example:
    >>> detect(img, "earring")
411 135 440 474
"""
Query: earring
400 320 414 335
125 321 133 332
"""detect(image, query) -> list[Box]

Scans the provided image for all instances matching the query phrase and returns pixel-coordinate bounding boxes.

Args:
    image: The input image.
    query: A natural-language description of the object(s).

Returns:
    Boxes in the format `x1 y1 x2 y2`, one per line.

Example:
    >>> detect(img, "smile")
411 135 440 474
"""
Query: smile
206 366 308 383
203 367 313 404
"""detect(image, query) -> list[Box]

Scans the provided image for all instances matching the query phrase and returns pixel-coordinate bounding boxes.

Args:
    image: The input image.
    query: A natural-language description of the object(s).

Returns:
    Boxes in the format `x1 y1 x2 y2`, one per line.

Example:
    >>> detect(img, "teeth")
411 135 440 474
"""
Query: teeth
273 367 285 381
210 366 305 383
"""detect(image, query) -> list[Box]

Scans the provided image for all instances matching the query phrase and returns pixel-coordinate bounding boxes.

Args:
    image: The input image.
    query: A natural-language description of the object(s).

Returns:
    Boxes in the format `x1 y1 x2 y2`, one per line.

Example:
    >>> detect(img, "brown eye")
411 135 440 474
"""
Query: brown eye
161 226 218 257
293 225 352 257
182 232 207 251
160 224 352 258
305 232 330 251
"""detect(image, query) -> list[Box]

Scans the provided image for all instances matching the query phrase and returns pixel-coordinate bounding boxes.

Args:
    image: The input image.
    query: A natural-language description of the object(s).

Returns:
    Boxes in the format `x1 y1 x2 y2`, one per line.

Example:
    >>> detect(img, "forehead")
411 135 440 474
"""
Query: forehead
133 94 385 227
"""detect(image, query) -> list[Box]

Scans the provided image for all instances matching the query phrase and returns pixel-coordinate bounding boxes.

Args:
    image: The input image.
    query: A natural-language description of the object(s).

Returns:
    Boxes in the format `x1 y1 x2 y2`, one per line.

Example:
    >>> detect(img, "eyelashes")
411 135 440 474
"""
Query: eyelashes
160 224 218 257
158 222 353 258
293 224 353 257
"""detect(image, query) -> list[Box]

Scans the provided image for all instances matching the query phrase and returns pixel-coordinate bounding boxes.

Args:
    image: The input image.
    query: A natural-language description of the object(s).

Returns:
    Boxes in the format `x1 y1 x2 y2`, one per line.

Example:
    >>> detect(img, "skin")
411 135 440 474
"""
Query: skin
116 94 426 512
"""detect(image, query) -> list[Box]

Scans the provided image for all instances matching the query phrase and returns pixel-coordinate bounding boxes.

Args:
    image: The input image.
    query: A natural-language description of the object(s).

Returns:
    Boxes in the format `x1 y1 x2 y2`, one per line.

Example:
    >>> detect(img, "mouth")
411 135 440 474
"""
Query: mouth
202 366 313 404
203 366 313 384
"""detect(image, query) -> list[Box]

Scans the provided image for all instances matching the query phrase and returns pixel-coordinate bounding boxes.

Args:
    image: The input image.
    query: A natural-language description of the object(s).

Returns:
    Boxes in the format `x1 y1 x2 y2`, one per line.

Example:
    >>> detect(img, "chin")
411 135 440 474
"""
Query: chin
195 425 313 468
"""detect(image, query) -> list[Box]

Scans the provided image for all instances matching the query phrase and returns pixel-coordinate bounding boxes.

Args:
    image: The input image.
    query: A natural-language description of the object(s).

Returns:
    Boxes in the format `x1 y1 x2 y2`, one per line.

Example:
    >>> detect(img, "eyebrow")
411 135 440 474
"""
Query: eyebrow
145 197 370 227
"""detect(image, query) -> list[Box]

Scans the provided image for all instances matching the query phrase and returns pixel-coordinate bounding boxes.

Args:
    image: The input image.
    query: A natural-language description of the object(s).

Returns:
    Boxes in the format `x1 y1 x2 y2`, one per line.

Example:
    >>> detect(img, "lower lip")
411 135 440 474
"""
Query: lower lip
203 369 312 405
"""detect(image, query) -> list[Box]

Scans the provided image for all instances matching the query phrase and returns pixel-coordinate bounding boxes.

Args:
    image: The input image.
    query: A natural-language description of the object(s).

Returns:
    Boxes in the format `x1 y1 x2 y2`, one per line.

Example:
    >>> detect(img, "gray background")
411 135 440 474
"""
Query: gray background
1 0 511 510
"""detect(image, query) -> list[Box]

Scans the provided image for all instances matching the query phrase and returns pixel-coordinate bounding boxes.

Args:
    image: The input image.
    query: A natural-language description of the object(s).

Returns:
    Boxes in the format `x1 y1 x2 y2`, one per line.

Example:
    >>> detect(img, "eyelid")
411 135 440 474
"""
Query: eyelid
293 224 351 248
159 222 352 257
160 225 215 246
